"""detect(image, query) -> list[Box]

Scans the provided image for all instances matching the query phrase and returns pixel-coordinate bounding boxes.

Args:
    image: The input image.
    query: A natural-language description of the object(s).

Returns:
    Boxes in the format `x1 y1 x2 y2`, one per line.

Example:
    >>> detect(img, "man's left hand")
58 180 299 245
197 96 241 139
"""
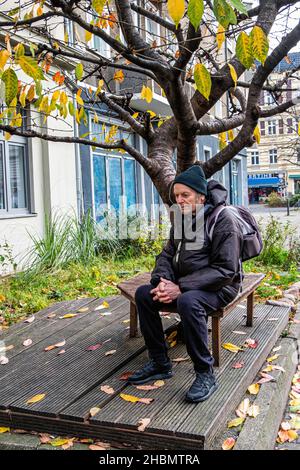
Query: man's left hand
152 278 181 303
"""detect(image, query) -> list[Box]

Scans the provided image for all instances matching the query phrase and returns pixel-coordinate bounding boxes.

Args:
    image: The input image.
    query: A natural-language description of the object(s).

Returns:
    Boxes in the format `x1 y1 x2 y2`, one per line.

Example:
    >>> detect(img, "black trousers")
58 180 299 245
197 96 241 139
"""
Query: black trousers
135 284 232 372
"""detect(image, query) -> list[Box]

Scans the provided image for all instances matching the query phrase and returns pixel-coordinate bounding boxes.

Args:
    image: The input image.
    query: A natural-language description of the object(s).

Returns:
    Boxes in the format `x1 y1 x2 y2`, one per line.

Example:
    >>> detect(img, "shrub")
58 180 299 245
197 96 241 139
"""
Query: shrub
265 191 286 207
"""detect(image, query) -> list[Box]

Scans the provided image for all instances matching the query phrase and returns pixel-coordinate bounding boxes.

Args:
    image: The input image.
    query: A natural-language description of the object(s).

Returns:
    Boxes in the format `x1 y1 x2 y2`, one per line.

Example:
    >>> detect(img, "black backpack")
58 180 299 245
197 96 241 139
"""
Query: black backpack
206 204 263 261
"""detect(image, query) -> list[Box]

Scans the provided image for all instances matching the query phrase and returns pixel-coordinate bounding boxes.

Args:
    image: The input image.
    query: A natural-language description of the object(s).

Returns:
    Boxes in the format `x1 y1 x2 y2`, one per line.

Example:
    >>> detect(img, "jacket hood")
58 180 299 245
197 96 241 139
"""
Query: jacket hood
204 180 228 217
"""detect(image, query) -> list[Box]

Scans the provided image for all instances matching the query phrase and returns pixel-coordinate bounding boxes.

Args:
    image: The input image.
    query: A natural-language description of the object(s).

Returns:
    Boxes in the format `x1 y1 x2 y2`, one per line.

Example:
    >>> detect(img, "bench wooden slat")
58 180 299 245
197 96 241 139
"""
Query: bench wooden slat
117 272 266 367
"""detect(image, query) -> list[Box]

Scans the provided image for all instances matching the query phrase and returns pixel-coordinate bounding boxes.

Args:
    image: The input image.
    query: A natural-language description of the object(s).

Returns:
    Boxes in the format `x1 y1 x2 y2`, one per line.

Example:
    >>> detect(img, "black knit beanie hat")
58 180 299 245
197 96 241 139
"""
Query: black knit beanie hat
170 165 208 202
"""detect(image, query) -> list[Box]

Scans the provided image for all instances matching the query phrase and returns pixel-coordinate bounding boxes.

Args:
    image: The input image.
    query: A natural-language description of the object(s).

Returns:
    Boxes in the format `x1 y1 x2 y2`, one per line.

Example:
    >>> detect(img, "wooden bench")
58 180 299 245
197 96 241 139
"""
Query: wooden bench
117 272 265 367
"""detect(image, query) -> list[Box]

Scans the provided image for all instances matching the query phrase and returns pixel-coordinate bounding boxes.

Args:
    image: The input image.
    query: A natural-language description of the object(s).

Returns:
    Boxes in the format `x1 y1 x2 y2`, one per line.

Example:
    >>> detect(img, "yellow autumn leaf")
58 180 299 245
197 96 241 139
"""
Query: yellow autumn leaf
85 30 93 42
222 343 242 353
132 112 139 119
222 437 236 450
298 121 300 136
167 0 185 28
102 301 110 308
253 125 260 144
76 89 84 106
227 129 234 141
0 49 10 69
50 438 70 447
0 427 10 433
113 70 124 83
120 393 140 403
96 79 104 96
250 25 269 65
154 380 165 387
26 393 46 404
227 417 245 428
287 430 299 442
289 399 300 406
146 110 156 118
236 31 253 69
78 307 89 313
216 24 225 51
248 383 260 395
140 85 153 104
267 354 279 363
228 63 237 89
194 63 212 100
4 132 11 141
60 313 77 319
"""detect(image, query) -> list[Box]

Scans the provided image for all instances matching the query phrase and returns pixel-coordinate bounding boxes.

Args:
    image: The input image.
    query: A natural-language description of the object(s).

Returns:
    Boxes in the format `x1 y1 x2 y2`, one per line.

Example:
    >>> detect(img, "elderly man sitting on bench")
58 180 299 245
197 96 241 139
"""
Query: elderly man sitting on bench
128 165 243 403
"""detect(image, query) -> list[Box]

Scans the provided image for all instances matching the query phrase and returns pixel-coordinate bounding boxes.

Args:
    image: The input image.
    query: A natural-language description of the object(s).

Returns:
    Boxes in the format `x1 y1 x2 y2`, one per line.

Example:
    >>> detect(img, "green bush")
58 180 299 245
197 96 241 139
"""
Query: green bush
265 191 286 207
290 193 300 207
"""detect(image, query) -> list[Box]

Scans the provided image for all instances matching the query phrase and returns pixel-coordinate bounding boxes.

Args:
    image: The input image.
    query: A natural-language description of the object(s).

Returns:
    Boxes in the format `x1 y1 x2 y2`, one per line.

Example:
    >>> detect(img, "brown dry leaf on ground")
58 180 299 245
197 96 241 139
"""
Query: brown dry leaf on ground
119 372 133 380
39 433 52 444
25 316 35 323
26 394 46 404
244 338 258 349
57 349 65 355
136 384 159 391
0 356 9 365
47 313 56 319
105 350 116 356
277 429 299 443
86 344 102 351
77 307 89 313
232 361 245 369
258 372 276 384
100 385 115 395
236 398 250 418
89 441 111 450
172 357 190 363
137 418 151 432
222 437 236 450
45 340 66 351
62 440 74 450
89 407 101 417
0 344 14 353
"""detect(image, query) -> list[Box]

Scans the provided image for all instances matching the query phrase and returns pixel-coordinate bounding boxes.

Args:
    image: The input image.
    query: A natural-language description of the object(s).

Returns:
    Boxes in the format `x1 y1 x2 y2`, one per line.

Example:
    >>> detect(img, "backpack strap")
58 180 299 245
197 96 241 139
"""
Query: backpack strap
206 205 227 241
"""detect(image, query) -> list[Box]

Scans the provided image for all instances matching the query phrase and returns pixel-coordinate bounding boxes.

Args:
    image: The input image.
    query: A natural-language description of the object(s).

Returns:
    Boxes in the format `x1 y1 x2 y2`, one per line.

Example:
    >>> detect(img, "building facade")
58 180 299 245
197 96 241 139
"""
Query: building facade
247 52 300 204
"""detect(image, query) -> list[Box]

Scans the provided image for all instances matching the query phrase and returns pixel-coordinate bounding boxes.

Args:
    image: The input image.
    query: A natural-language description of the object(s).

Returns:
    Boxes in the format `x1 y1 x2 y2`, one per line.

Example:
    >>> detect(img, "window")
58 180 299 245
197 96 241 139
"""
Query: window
146 17 160 45
267 120 277 135
203 147 212 162
0 130 29 217
265 92 275 105
250 150 259 165
269 149 278 164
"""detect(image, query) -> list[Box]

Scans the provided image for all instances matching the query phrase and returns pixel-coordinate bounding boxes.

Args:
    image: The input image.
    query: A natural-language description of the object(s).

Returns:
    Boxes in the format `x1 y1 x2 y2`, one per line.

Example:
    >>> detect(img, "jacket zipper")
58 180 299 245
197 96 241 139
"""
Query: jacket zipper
175 240 182 267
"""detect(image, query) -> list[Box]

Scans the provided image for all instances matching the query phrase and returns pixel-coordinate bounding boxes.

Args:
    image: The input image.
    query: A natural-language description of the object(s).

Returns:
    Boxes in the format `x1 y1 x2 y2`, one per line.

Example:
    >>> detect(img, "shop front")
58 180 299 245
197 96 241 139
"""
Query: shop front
247 176 281 204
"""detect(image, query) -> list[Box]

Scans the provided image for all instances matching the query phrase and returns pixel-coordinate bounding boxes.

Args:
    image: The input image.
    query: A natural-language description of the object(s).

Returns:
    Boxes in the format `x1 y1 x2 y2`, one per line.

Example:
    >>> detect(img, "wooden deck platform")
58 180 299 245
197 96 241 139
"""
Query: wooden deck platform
0 294 290 449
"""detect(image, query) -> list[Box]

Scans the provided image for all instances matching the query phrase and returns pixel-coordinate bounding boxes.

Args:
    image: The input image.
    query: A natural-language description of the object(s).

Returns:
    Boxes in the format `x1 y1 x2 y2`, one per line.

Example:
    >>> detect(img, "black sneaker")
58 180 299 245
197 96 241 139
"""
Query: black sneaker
127 359 173 385
185 370 218 403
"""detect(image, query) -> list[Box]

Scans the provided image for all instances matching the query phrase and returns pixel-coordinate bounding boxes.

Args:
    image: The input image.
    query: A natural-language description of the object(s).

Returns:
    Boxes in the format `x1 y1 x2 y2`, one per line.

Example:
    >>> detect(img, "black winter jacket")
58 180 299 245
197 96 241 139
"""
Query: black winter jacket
151 180 244 302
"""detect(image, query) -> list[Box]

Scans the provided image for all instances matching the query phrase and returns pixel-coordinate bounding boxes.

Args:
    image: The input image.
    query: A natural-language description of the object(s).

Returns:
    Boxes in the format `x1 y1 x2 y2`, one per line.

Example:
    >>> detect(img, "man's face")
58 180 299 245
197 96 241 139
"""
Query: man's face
173 183 206 214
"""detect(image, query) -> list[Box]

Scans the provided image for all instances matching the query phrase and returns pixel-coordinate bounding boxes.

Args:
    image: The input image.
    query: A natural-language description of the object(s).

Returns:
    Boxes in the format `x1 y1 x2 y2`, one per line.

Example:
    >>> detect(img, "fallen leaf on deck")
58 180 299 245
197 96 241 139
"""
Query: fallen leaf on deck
59 314 77 319
277 429 299 443
47 313 56 319
23 339 32 347
136 384 159 391
258 372 275 384
268 318 279 321
227 417 245 428
100 385 115 395
267 354 279 363
0 344 14 353
232 361 244 369
86 344 102 351
89 407 101 417
119 371 133 380
290 417 300 429
248 383 260 395
26 394 46 404
39 433 52 444
105 350 116 356
122 319 130 324
137 418 151 432
94 301 110 311
25 316 35 323
232 331 247 335
62 439 74 450
45 340 66 351
120 393 154 405
101 311 112 316
0 427 10 433
247 404 260 417
236 398 250 418
57 349 65 355
222 437 236 450
244 338 258 349
77 307 89 313
154 380 165 387
237 304 246 309
222 343 243 353
89 441 110 450
273 346 282 352
281 421 291 430
0 356 9 365
50 438 70 447
289 399 300 406
172 357 190 362
167 331 177 341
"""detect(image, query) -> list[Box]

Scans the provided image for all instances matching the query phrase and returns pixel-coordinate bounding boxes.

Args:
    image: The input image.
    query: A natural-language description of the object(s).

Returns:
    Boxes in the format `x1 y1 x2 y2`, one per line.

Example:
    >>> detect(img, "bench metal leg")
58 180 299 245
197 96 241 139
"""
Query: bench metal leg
212 316 221 368
246 292 254 327
129 302 138 337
